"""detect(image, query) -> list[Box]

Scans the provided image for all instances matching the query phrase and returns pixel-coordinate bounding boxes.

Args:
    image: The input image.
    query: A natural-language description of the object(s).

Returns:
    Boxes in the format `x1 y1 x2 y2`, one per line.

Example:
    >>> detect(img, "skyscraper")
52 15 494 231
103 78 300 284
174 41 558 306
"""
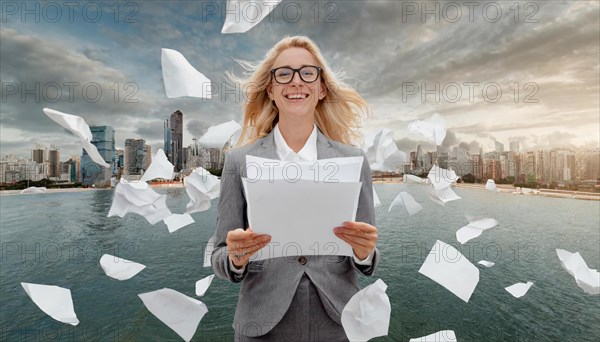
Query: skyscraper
81 126 115 186
124 139 147 176
170 110 183 172
495 141 504 153
509 141 520 153
32 144 47 163
48 145 60 178
164 118 171 162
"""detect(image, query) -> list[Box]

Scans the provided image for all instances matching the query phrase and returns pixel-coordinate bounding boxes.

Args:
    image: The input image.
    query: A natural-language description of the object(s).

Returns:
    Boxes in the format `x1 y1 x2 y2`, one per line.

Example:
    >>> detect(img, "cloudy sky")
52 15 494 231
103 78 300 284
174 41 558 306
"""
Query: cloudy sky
1 0 598 160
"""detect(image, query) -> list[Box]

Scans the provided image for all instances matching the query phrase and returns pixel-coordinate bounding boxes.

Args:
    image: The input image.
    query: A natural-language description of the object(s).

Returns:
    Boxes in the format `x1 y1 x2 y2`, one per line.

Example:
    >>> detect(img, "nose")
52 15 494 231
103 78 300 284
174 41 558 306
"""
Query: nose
290 70 303 85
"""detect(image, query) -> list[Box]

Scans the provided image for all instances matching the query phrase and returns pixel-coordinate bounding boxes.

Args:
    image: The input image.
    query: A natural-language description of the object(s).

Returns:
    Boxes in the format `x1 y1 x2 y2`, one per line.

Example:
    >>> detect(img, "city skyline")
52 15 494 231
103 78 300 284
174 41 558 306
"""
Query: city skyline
1 1 599 159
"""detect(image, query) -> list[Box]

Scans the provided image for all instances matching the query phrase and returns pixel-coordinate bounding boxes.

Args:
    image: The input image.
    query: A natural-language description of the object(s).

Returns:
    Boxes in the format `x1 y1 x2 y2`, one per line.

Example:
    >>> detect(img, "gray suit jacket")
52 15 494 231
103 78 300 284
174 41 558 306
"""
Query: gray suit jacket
211 129 379 337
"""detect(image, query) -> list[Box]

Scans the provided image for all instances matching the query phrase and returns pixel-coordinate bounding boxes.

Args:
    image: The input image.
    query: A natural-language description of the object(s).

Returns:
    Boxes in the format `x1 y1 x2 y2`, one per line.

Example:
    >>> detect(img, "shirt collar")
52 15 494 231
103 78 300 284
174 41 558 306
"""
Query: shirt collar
273 123 318 161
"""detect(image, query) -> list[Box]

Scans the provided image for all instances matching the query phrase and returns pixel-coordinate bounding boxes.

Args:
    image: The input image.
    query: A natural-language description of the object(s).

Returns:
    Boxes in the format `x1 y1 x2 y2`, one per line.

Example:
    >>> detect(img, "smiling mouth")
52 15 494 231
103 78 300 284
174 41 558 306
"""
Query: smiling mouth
284 93 308 100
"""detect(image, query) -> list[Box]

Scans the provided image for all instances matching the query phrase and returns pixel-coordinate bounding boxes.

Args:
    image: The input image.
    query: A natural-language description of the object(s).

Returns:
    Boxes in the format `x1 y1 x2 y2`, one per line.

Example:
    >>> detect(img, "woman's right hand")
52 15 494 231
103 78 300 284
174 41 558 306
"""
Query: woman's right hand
226 227 271 269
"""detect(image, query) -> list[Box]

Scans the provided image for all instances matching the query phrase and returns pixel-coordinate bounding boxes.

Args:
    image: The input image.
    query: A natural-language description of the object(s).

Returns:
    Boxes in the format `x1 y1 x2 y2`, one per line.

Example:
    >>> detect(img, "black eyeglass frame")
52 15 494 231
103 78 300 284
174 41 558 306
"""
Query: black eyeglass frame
270 66 323 84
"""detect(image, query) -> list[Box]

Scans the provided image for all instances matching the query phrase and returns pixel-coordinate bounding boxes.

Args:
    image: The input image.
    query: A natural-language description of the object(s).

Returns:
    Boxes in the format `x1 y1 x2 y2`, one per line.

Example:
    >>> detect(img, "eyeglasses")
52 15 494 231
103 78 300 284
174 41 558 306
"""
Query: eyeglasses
271 66 322 84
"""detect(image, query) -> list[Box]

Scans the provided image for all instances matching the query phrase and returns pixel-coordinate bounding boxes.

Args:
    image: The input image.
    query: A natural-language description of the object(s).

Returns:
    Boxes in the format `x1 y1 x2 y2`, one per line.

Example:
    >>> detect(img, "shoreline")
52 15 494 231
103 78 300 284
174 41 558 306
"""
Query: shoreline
2 180 598 201
373 178 600 201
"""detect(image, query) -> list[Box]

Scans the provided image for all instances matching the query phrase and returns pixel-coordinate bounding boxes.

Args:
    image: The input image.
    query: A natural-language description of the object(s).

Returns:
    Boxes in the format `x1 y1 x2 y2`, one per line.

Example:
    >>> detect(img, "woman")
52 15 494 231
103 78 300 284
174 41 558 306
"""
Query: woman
211 36 379 341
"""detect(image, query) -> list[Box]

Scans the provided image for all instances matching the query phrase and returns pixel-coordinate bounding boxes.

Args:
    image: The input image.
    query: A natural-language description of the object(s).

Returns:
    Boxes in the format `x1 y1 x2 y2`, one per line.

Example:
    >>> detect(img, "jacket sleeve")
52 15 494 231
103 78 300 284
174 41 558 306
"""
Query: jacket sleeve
211 152 249 283
352 153 380 276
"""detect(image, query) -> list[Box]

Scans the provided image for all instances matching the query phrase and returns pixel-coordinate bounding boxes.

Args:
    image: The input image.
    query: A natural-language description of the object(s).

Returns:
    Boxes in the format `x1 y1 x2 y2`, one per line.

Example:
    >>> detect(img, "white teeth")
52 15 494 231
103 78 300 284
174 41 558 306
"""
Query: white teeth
286 94 306 99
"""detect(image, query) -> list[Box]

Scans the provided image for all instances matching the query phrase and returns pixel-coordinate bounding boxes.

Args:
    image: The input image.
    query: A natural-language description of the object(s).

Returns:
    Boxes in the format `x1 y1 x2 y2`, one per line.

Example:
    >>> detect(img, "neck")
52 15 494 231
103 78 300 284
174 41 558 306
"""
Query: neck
278 119 314 153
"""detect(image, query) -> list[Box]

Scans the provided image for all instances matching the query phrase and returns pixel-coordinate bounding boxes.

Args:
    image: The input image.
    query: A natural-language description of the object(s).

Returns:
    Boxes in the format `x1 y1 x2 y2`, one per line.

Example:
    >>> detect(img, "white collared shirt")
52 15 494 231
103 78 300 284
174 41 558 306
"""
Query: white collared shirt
273 123 317 162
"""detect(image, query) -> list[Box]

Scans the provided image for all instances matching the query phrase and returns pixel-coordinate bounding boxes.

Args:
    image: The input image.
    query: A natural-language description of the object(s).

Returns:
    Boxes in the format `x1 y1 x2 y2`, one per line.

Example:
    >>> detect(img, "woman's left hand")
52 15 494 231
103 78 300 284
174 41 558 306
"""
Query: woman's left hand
333 221 378 260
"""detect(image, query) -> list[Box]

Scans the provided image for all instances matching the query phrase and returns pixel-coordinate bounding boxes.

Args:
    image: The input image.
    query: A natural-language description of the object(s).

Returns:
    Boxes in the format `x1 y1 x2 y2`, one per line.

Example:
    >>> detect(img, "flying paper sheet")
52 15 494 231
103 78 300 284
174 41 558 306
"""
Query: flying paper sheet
140 149 174 182
362 129 406 171
243 179 361 260
407 113 446 146
184 167 220 214
164 213 195 233
21 282 79 326
197 120 242 149
428 165 459 190
409 330 457 342
341 279 390 341
556 249 600 295
221 0 282 33
426 185 461 206
246 155 363 183
99 254 146 280
418 240 480 303
161 48 212 98
20 186 47 194
373 186 381 208
195 274 215 297
43 108 110 167
456 217 499 244
477 260 495 268
203 235 216 267
139 288 208 342
388 191 423 216
485 179 500 192
404 174 427 184
108 179 172 225
505 281 534 298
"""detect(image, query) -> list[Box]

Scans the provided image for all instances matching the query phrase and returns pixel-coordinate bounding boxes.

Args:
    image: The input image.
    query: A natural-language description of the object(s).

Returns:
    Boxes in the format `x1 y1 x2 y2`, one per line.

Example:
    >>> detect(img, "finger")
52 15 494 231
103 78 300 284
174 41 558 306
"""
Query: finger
342 221 378 234
334 227 378 240
231 239 271 266
334 231 370 249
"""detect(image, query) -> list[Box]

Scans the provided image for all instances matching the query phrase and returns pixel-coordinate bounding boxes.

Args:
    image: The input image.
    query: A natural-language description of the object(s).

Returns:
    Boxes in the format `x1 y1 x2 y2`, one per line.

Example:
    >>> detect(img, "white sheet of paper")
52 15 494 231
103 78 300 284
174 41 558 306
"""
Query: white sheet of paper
427 185 461 206
341 279 390 341
362 129 406 172
418 240 479 303
203 235 216 268
138 288 208 342
243 179 361 260
161 48 212 98
197 120 242 149
108 179 172 225
477 260 495 268
20 186 47 194
195 274 215 297
43 108 110 167
404 174 427 184
164 213 195 233
389 191 423 216
373 186 381 208
21 282 79 326
184 167 220 214
505 281 534 298
407 113 446 146
221 0 282 33
556 249 600 295
428 165 459 190
409 330 457 342
246 155 363 183
456 217 499 244
99 254 146 280
485 179 500 192
140 149 174 182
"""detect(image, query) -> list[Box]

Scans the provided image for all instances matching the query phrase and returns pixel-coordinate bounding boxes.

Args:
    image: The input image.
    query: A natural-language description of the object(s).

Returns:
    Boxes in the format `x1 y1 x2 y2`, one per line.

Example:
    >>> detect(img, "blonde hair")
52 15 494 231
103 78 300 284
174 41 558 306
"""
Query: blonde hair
230 36 370 146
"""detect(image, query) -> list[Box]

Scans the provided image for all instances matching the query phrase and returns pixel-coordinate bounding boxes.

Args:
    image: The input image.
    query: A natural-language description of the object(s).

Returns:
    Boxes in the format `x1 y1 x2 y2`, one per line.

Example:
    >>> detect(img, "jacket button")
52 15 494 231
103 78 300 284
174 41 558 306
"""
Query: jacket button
297 256 307 265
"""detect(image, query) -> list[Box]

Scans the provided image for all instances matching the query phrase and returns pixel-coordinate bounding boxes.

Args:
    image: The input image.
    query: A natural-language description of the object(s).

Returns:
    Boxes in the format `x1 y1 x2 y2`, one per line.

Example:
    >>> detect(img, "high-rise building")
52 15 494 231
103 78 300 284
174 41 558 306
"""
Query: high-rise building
509 141 520 153
48 146 60 178
81 126 115 186
32 144 47 163
169 110 183 172
164 119 171 162
495 141 504 153
124 139 148 176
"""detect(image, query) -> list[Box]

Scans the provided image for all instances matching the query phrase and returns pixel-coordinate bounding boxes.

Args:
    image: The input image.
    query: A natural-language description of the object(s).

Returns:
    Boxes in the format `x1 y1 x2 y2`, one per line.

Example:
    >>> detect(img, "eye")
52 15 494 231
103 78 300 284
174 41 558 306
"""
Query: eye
276 69 292 77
